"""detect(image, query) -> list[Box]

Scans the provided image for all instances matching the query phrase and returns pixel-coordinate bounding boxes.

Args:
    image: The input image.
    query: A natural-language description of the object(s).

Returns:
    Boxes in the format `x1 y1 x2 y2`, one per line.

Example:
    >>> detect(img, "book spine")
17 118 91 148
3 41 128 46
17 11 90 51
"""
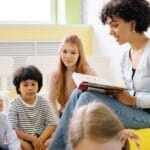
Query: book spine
78 84 88 90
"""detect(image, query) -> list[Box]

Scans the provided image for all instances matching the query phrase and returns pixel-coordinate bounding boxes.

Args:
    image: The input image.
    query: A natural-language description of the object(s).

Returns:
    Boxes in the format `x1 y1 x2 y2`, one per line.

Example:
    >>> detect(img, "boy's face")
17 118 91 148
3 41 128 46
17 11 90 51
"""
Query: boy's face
0 99 4 112
19 79 38 103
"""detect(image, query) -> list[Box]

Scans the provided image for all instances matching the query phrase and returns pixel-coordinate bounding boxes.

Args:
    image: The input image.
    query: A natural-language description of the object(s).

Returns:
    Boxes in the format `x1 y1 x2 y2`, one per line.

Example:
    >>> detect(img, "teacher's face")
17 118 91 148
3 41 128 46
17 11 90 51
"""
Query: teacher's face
106 16 134 45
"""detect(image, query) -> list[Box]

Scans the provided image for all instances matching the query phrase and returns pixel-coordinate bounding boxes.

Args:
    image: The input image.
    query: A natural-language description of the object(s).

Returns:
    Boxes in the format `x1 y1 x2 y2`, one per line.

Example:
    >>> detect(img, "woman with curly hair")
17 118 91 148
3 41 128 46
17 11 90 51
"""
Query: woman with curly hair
49 0 150 149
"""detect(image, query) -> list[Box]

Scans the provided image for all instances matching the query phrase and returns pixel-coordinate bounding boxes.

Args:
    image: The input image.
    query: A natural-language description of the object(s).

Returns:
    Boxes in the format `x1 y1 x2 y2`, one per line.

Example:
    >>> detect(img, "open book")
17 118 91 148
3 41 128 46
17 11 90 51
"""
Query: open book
72 72 126 92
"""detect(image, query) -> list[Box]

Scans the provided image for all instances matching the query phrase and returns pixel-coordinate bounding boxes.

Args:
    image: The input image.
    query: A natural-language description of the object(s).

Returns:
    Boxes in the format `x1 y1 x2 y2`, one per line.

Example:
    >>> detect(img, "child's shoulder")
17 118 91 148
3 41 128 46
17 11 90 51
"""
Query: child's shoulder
37 94 47 100
10 95 20 102
0 112 5 117
9 95 22 107
37 95 49 103
36 95 51 107
0 112 7 121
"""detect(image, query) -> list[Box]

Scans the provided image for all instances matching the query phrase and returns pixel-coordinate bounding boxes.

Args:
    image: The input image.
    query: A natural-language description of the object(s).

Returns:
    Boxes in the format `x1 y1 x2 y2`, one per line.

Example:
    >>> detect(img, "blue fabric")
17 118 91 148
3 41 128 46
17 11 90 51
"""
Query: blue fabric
49 89 82 150
0 144 9 150
48 89 150 150
48 40 150 149
76 90 150 128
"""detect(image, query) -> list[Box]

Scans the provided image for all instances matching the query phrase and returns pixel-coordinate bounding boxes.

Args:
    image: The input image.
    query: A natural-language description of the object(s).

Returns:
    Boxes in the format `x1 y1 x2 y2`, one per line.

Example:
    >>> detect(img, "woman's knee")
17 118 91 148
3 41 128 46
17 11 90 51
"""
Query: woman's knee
68 89 83 105
76 91 96 107
71 88 83 98
76 91 114 108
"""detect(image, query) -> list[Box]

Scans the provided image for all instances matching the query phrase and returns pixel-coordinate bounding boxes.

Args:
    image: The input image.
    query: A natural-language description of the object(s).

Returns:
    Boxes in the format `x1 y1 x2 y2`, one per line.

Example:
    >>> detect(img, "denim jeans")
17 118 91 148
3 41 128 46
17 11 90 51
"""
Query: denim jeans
48 89 150 150
0 144 9 150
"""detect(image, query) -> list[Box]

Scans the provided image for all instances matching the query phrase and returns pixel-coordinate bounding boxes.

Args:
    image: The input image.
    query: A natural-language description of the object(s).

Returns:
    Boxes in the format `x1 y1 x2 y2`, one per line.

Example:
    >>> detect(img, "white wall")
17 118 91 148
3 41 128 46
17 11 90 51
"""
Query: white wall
83 0 150 57
83 0 150 82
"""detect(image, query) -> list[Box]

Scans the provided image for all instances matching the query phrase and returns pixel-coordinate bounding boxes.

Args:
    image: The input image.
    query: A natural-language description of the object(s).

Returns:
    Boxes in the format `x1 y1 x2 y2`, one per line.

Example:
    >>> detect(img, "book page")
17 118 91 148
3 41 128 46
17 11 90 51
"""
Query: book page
72 72 125 91
73 72 113 86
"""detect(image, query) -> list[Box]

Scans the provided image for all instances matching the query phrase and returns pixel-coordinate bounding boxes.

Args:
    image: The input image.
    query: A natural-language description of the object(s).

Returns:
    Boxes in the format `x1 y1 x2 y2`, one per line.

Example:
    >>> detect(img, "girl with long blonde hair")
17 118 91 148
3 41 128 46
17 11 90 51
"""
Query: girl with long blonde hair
48 34 96 115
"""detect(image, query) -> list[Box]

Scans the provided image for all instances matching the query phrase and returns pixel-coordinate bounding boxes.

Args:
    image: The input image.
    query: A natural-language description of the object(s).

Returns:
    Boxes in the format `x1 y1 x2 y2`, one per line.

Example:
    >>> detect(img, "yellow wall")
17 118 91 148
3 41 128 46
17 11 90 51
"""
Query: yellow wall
0 25 93 55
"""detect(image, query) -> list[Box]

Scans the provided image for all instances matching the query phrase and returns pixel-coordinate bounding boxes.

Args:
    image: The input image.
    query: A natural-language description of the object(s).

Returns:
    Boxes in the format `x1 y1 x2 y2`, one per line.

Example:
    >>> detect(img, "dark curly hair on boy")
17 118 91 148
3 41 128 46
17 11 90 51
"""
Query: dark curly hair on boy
100 0 150 33
13 65 43 94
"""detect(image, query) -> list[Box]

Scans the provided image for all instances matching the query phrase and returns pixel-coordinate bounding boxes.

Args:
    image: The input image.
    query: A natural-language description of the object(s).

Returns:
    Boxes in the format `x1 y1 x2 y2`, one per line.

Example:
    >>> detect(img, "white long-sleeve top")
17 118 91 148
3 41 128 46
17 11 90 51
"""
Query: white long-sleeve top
0 112 21 150
121 40 150 108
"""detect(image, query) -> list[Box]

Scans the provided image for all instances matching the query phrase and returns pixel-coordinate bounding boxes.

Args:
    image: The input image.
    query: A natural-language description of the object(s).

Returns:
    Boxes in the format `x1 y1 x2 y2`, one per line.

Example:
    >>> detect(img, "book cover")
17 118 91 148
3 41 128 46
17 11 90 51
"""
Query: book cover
72 72 126 91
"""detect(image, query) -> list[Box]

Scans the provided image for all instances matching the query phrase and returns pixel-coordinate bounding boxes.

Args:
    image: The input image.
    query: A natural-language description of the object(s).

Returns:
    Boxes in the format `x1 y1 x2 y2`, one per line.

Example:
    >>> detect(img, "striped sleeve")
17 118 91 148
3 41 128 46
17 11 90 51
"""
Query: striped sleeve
42 98 58 126
7 99 19 129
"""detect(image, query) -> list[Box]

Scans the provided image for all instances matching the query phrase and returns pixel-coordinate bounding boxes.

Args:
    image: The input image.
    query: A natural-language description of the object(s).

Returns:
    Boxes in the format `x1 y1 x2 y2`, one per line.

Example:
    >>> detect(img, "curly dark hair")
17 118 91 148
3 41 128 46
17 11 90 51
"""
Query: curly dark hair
100 0 150 33
13 65 43 94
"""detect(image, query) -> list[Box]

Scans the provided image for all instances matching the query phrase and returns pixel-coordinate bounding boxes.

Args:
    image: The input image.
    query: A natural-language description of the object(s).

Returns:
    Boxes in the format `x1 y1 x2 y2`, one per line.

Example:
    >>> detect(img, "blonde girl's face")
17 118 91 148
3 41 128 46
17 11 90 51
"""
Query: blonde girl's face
60 42 79 69
74 138 124 150
19 79 38 103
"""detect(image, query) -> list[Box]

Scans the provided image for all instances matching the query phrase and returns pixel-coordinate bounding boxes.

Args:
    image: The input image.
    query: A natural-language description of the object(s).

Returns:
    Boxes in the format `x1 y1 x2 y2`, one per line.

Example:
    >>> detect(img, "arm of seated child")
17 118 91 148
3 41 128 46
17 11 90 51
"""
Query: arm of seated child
39 125 56 147
15 129 45 150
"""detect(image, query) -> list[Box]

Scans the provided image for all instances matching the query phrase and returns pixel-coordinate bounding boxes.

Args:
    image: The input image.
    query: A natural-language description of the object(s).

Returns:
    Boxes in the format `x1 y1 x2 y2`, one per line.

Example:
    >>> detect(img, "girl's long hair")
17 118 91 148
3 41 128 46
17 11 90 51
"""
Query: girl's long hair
54 34 89 107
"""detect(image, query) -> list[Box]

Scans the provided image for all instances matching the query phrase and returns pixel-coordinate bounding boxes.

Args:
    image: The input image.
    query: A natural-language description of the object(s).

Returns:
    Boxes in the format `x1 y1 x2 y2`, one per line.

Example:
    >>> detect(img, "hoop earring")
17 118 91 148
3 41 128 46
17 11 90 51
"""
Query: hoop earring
132 29 135 33
131 24 135 32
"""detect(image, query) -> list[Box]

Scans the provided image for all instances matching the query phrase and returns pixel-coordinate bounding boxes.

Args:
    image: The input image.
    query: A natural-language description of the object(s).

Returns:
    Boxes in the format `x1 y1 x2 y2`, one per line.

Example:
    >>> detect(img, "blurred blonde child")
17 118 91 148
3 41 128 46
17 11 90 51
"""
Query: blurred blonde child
69 102 139 150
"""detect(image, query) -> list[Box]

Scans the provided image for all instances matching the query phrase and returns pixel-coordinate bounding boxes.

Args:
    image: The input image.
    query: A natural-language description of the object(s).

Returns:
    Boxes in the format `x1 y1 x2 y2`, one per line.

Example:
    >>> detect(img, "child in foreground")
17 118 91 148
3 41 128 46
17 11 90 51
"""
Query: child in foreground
0 112 21 150
8 65 57 150
69 102 140 150
0 95 21 150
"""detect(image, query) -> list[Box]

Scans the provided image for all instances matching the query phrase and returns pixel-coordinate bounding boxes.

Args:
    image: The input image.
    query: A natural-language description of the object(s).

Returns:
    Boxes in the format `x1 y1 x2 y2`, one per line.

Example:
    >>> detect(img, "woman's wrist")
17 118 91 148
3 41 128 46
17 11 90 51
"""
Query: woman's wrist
130 96 137 106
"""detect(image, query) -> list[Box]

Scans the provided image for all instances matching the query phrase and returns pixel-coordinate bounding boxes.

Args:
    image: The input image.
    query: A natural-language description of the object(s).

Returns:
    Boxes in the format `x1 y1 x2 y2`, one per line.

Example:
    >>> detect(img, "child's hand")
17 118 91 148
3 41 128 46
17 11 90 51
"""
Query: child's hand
124 129 140 149
32 136 45 150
